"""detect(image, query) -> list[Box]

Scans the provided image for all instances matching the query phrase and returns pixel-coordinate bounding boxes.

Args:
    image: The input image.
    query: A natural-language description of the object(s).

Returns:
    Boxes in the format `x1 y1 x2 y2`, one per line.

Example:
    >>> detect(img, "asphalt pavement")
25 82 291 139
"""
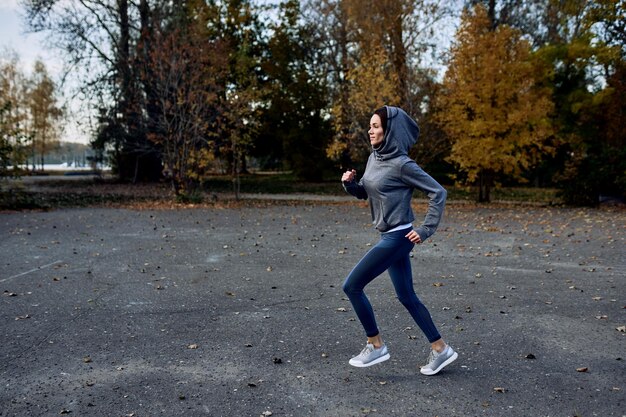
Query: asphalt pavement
1 202 624 416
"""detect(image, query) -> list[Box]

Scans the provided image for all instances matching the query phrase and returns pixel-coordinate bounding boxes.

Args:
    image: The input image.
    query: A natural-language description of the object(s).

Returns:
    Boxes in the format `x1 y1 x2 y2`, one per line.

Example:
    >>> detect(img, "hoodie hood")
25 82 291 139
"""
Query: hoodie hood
373 106 420 161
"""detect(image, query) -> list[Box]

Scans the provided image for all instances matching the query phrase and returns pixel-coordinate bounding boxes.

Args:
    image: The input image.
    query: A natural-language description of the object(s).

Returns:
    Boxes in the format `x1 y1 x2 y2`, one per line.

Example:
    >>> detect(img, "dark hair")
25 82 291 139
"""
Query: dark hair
373 107 387 133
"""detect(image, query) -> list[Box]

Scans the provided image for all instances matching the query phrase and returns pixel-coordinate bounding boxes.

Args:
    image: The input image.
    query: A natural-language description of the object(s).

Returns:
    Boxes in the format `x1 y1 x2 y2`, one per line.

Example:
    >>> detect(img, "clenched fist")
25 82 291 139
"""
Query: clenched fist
342 169 357 183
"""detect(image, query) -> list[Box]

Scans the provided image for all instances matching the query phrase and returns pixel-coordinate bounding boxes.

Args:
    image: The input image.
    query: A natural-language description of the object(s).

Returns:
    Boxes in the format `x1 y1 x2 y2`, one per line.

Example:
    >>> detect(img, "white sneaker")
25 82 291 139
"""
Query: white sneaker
420 346 459 375
420 345 458 375
348 343 390 367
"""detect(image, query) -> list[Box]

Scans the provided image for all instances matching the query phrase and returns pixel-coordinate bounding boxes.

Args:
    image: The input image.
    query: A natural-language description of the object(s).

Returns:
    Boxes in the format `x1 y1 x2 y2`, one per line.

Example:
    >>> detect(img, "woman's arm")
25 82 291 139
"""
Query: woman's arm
401 161 447 242
342 169 368 200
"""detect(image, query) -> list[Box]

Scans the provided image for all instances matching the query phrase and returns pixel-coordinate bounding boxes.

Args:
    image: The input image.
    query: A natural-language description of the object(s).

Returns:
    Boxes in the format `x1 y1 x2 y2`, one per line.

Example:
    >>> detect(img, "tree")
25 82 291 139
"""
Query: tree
306 0 454 169
26 60 63 170
436 4 554 202
207 0 266 180
326 48 400 165
303 0 354 169
23 0 162 182
254 0 332 180
0 52 29 177
142 21 227 197
532 0 625 204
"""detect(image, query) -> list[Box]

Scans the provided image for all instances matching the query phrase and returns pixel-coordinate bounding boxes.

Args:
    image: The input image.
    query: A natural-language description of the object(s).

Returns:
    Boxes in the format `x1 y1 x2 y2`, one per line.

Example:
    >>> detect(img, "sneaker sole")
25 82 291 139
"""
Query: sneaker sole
420 351 458 375
349 353 390 368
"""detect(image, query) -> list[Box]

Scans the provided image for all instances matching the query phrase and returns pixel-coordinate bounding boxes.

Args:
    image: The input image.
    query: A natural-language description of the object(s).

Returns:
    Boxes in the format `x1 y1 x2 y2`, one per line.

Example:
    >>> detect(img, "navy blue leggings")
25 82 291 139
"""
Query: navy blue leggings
342 227 441 343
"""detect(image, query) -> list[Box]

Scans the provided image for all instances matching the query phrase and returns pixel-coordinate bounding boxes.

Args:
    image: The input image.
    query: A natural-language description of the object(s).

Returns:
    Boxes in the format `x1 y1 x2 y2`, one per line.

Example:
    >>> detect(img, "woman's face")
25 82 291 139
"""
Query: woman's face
369 114 384 147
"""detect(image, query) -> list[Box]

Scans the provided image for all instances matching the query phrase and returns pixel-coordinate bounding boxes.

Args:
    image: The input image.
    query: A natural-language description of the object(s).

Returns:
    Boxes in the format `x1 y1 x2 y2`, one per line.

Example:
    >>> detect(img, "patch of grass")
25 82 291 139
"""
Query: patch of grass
202 173 343 195
491 187 560 203
0 188 49 210
442 186 561 204
202 174 560 203
2 173 563 210
176 190 204 204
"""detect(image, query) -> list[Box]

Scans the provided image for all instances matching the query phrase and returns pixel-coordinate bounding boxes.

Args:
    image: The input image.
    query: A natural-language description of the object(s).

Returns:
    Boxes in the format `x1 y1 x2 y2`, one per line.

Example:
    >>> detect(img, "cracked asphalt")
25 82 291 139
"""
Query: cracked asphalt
1 201 624 416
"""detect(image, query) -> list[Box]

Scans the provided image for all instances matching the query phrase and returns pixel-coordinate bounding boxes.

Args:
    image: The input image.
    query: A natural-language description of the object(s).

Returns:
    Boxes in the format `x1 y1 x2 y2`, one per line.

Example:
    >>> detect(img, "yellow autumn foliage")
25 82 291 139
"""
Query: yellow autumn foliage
436 4 554 185
327 48 400 162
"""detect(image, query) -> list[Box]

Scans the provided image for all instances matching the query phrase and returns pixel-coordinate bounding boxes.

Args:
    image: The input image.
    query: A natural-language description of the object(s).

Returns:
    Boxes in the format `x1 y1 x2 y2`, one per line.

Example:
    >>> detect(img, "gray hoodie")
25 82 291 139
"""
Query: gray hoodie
343 106 447 241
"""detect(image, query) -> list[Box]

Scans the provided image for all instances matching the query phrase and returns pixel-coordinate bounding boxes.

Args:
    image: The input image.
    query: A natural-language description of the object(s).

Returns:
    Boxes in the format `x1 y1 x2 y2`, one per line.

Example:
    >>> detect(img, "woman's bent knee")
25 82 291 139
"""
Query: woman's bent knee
397 294 421 308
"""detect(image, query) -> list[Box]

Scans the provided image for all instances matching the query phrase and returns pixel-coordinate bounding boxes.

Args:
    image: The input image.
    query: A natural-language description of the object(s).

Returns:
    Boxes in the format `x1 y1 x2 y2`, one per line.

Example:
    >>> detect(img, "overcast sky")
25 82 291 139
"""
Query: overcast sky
0 0 88 143
0 0 64 75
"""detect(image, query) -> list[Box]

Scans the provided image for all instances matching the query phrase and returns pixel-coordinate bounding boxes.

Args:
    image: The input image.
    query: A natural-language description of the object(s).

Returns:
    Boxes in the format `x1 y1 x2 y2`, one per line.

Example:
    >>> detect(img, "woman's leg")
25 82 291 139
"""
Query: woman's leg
387 252 442 344
342 232 411 338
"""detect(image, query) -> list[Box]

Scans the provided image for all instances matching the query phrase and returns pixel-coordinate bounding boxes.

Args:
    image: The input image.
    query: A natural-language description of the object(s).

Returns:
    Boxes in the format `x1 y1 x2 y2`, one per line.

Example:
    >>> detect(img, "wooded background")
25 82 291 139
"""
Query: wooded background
1 0 624 204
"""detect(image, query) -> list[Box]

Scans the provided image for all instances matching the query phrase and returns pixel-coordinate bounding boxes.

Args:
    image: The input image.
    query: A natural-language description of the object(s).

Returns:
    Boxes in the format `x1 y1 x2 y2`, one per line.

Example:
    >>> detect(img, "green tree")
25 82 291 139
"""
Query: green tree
533 0 625 204
436 4 554 202
209 0 266 178
255 0 332 181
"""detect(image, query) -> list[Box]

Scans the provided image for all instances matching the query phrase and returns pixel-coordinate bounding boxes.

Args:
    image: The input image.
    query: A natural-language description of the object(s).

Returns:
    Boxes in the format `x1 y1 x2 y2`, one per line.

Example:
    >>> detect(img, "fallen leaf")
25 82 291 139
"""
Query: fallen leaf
494 387 505 393
260 412 272 417
592 296 602 301
336 307 347 312
576 367 588 373
433 282 444 287
83 356 92 363
15 314 30 320
525 354 536 360
187 344 198 349
617 326 626 332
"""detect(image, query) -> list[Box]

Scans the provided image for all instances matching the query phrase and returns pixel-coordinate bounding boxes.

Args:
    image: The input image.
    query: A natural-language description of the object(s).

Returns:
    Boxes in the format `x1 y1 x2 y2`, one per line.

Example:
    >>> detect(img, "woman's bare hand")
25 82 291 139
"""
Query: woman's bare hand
405 230 422 244
342 169 357 182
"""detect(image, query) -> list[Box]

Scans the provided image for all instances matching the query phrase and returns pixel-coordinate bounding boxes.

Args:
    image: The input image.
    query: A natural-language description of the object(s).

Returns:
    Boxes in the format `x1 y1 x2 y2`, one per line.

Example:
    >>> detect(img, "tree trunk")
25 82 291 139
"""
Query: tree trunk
478 170 493 203
488 0 497 30
387 3 409 109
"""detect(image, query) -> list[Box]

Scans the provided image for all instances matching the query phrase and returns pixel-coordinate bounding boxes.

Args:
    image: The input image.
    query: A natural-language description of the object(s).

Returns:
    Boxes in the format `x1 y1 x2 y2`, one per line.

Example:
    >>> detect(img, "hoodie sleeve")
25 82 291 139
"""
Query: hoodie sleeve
400 161 447 241
342 178 368 200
